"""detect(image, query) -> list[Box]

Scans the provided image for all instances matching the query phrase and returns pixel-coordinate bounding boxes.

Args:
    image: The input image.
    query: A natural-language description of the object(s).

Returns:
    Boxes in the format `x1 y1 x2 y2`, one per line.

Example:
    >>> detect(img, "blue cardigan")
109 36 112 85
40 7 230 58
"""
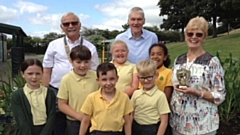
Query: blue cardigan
11 87 56 135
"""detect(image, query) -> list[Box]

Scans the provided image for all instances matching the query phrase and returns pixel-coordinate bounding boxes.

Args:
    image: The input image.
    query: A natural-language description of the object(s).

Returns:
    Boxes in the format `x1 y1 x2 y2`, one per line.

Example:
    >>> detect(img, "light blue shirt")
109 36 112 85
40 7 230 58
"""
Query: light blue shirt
115 28 158 64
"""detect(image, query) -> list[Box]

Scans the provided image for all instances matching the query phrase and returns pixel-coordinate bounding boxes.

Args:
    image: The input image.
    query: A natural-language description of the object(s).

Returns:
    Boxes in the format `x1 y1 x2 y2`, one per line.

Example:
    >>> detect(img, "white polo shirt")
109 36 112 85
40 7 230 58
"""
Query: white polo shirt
43 36 99 88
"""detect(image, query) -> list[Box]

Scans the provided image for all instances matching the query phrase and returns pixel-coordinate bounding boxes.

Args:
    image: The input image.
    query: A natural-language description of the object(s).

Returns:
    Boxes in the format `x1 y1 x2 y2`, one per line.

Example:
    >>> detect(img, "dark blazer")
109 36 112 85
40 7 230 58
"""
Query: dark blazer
11 87 56 135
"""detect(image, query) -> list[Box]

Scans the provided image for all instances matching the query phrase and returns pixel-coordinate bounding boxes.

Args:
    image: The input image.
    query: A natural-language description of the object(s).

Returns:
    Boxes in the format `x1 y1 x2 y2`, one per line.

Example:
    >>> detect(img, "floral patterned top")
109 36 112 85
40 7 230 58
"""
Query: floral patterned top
170 52 226 135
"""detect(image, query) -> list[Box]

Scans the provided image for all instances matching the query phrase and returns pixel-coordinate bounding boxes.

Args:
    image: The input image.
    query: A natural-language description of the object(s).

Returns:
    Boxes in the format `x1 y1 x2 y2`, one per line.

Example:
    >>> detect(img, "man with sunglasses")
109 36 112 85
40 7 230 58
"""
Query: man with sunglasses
115 7 158 64
42 12 99 135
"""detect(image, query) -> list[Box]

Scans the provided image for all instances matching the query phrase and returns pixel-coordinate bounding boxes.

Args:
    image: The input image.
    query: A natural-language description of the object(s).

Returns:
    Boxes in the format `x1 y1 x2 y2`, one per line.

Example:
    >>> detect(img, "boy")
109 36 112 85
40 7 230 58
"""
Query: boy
131 60 170 135
80 63 133 135
57 45 99 135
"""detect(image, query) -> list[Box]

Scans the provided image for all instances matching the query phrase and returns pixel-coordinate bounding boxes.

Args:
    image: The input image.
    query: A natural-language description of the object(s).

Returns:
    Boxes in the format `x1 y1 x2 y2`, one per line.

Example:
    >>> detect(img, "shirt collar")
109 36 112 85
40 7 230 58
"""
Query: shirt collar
70 70 91 82
158 65 167 72
126 28 146 39
97 87 120 100
110 60 131 66
24 84 43 94
66 35 81 44
140 85 158 96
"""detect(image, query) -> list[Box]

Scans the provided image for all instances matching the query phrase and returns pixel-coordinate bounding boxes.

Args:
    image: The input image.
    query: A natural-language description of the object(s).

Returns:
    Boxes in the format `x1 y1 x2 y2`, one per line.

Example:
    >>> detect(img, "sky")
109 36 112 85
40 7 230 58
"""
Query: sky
0 0 163 38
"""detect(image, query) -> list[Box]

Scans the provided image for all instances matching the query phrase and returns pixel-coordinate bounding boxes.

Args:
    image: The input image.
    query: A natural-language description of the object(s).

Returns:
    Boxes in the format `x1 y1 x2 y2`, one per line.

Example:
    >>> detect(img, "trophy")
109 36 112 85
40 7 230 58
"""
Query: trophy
176 67 191 88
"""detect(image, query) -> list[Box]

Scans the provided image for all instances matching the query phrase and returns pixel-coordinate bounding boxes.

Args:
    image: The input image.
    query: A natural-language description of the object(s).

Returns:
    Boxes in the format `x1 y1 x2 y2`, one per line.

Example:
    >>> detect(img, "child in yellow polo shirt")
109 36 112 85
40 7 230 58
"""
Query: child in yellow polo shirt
149 43 173 135
131 60 170 135
149 43 173 103
57 45 99 135
80 62 133 135
11 59 55 135
110 40 138 97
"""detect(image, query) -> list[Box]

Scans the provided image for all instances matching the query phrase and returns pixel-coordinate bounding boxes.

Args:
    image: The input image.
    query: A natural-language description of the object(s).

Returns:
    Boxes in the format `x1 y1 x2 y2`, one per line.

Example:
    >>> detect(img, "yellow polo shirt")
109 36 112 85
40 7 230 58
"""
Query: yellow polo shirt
23 84 47 125
131 85 170 125
155 66 173 91
139 66 173 92
111 61 137 92
57 70 99 120
81 88 133 132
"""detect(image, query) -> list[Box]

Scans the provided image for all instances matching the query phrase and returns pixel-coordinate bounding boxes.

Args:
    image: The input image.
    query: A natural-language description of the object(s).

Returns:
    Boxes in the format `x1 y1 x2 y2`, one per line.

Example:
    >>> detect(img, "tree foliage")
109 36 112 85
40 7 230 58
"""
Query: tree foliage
42 32 64 45
82 27 121 40
122 23 129 31
158 0 240 39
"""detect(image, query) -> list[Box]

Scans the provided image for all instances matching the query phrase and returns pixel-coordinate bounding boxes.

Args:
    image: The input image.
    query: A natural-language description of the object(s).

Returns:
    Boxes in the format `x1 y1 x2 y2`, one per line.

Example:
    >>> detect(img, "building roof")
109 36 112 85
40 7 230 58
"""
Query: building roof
0 23 27 37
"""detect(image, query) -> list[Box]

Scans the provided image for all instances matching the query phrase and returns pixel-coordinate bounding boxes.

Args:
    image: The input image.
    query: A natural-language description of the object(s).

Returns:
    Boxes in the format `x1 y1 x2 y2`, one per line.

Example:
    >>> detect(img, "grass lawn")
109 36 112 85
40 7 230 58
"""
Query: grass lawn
166 30 240 67
36 54 44 61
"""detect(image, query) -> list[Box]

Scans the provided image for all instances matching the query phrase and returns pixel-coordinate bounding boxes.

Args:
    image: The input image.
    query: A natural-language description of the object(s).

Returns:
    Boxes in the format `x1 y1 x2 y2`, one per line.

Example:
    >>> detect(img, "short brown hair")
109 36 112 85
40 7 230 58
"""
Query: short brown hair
96 62 117 78
70 45 91 60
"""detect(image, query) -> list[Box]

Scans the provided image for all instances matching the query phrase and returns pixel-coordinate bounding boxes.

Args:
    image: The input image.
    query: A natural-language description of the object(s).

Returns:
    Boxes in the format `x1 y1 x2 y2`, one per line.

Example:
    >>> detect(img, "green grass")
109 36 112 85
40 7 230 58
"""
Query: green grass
167 30 240 66
36 54 44 62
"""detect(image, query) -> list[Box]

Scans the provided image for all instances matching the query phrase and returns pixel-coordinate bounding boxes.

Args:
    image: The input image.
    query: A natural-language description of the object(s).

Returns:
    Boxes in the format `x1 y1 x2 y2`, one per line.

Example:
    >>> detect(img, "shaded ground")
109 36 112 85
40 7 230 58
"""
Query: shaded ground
217 116 240 135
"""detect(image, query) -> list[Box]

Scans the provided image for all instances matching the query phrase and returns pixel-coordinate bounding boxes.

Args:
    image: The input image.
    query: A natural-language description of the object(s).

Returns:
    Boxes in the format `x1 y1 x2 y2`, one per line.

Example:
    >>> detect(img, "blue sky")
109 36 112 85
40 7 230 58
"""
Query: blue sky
0 0 163 37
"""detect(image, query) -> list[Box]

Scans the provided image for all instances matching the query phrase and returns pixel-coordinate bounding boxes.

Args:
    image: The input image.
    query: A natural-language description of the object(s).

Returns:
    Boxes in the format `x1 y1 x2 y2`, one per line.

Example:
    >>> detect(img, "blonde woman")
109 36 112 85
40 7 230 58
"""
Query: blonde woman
170 17 226 135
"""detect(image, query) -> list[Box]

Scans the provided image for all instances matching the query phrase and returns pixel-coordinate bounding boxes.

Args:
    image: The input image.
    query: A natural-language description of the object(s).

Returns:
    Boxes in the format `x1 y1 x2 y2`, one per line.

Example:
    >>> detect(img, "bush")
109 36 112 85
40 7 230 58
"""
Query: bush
0 62 25 134
217 52 240 123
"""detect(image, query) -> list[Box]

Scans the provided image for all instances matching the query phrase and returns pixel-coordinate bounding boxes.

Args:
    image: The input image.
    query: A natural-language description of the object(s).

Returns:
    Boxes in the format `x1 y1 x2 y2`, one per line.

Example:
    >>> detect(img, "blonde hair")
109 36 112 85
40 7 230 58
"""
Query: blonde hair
110 40 129 53
61 12 80 23
136 60 157 76
185 16 209 38
128 7 145 20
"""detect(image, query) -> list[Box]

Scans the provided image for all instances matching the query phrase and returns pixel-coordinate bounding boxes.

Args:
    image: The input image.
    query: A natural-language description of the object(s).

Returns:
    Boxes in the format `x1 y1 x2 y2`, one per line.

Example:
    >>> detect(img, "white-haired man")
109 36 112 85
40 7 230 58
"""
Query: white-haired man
115 7 158 64
42 12 99 135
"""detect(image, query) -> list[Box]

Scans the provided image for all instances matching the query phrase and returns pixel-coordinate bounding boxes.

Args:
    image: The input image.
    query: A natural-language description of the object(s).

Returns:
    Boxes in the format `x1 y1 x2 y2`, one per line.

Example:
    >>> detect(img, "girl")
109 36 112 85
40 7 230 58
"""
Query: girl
149 43 173 135
110 40 139 97
11 58 55 135
149 43 173 102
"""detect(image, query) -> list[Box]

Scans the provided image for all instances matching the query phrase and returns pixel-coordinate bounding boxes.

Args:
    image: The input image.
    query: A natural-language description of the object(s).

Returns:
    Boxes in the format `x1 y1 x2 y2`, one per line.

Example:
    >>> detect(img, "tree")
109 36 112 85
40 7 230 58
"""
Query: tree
88 34 106 55
158 0 199 41
82 27 121 40
157 0 229 39
24 36 34 47
81 26 98 37
32 37 43 47
143 26 160 33
203 0 224 38
219 0 240 33
122 23 129 31
42 32 63 45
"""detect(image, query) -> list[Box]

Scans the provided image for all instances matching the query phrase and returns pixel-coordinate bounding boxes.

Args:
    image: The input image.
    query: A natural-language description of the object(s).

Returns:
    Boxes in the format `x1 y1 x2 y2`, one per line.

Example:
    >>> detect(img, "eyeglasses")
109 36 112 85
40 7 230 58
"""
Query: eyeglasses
62 21 79 27
186 32 204 38
138 75 155 81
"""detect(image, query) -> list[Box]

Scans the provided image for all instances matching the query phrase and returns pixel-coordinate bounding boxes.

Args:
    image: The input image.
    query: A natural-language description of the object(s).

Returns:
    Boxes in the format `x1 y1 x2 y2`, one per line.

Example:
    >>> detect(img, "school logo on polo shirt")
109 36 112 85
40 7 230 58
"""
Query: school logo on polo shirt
159 76 164 81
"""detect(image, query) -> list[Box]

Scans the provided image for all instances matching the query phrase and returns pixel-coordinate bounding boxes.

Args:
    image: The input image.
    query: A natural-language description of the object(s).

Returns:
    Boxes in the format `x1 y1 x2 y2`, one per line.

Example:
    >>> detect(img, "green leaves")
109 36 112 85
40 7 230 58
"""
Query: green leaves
218 52 240 123
0 61 25 134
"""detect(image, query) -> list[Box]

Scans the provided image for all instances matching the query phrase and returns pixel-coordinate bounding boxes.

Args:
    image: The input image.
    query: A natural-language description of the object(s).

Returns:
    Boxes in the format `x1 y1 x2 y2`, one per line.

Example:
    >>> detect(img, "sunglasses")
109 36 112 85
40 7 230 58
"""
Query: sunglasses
186 32 204 38
62 21 79 27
